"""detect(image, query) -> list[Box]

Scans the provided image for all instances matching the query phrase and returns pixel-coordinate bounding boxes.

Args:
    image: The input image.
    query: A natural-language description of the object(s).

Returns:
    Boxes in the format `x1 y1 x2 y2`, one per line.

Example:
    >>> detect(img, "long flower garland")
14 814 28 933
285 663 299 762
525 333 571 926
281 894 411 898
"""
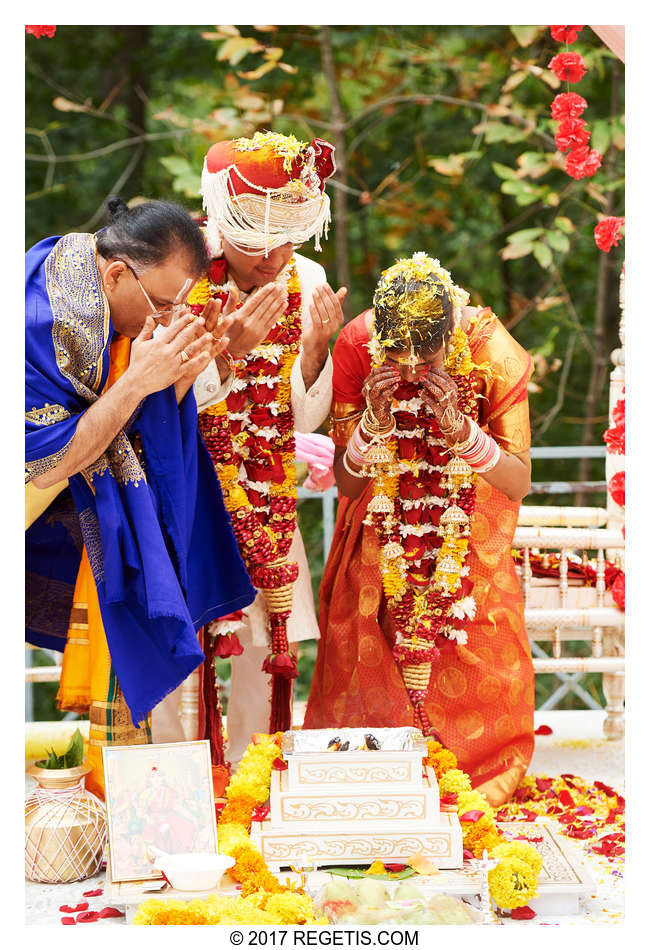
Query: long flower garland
364 316 481 735
192 258 302 732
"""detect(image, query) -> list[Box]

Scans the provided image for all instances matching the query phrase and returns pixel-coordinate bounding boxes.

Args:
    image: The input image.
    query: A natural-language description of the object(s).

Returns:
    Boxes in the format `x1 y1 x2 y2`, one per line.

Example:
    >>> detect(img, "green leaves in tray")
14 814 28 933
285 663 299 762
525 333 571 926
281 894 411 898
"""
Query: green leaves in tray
35 727 84 769
326 866 416 881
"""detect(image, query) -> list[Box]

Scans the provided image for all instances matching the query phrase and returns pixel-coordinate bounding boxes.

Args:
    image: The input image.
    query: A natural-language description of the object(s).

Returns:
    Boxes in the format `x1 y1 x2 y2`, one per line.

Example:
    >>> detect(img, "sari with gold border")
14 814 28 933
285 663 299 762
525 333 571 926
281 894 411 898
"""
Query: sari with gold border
304 308 534 806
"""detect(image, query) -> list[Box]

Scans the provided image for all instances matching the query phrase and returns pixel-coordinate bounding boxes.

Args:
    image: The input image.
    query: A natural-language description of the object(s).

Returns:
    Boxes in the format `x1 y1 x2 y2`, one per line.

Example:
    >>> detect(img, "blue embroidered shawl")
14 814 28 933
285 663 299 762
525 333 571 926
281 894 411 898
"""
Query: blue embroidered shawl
25 233 255 725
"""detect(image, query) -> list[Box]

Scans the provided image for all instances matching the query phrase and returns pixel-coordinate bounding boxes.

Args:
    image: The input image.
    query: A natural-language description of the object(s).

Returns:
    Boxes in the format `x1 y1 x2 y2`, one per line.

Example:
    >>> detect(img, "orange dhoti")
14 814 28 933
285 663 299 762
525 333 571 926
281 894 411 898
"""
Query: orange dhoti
304 308 535 806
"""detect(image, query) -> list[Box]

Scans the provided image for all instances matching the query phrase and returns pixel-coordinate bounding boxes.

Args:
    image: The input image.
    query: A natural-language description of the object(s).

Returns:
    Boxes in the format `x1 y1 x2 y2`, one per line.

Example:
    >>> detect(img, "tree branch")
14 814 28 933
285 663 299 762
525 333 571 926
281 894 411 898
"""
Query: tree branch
26 129 187 163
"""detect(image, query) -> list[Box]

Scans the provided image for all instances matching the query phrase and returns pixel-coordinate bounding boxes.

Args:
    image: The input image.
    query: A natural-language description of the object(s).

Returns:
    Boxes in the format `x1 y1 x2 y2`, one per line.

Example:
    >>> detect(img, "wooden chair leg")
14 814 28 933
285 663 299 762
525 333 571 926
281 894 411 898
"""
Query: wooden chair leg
602 629 625 740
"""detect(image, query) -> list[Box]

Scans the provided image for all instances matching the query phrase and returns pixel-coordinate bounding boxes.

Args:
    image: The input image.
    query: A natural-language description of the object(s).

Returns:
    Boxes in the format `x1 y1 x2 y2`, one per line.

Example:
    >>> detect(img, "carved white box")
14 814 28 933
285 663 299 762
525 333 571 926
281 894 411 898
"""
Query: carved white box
269 765 440 830
250 811 463 870
281 727 427 792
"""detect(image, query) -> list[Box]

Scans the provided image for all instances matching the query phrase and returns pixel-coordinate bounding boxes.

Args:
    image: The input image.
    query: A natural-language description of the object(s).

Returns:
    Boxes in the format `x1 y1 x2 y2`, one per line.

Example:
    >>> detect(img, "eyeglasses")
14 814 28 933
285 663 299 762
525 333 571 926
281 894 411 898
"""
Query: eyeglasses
121 261 188 320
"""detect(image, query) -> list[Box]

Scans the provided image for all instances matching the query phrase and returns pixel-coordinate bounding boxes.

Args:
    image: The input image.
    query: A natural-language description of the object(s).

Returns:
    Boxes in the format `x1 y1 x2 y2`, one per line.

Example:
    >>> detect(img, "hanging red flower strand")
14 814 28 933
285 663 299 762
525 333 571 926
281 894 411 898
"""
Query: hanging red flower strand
547 29 602 183
550 26 585 45
25 26 56 38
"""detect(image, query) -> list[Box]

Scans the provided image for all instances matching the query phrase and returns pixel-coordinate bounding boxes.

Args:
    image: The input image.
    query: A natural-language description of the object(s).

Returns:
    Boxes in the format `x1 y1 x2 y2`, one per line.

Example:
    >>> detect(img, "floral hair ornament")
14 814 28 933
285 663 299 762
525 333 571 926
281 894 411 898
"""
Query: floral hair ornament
369 252 470 363
201 131 335 258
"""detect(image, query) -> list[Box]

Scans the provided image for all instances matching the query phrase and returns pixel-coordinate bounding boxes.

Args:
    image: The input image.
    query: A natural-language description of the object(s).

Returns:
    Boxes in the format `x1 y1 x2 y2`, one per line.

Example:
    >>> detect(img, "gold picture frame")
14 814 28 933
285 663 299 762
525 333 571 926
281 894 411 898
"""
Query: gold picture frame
102 739 217 883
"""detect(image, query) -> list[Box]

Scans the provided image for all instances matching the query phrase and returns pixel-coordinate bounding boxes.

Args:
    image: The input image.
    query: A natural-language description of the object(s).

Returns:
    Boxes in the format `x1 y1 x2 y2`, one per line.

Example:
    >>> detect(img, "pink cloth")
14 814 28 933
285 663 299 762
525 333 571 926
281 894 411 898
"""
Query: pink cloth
294 432 336 491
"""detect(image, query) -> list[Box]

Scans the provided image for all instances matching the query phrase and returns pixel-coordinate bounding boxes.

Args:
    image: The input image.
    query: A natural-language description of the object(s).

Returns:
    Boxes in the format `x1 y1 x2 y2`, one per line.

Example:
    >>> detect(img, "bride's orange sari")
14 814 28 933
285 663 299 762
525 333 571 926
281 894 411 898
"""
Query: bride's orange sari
304 308 535 805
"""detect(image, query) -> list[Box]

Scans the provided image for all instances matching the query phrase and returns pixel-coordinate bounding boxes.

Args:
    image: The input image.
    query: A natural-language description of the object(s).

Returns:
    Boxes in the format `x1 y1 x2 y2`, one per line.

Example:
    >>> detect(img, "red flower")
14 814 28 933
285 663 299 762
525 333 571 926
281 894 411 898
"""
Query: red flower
612 572 625 610
548 52 587 83
555 118 590 153
262 652 298 679
604 422 625 455
25 25 56 38
612 395 625 427
213 632 244 658
594 216 625 252
511 905 537 920
608 471 625 507
564 146 602 180
209 258 228 286
550 26 584 44
551 92 588 120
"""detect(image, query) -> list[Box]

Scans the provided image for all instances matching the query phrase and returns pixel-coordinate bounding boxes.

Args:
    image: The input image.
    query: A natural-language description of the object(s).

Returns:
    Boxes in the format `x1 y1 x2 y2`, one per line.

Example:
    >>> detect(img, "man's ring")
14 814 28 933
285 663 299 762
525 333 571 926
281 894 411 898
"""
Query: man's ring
322 317 330 324
180 349 190 363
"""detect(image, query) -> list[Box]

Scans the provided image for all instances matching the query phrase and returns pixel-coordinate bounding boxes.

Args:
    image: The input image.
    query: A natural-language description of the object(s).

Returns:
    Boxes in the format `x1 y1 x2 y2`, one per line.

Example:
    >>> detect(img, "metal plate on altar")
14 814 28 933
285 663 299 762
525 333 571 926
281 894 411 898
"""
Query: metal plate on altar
282 727 425 755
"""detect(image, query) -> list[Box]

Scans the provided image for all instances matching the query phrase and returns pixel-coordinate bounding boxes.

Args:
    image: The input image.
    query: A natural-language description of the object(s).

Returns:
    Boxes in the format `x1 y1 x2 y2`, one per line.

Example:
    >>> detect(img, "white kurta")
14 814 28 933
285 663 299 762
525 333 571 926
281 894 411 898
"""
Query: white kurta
152 253 333 759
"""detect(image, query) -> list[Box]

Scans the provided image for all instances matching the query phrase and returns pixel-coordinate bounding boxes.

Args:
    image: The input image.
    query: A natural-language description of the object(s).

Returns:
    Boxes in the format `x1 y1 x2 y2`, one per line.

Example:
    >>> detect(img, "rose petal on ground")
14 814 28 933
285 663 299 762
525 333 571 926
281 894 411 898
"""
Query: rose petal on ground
534 725 553 735
82 888 103 897
97 907 125 919
61 917 76 925
76 911 100 923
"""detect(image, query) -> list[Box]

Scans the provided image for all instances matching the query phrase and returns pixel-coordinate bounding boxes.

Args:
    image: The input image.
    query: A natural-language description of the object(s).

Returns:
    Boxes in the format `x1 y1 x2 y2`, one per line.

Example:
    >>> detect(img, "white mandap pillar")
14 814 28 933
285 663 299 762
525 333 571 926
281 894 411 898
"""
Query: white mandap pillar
603 267 625 740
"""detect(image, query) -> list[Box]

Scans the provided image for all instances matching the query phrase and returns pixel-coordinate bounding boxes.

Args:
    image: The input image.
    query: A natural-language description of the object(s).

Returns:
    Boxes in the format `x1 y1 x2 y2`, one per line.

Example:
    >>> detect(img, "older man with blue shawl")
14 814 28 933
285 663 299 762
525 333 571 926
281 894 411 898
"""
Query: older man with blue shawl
25 199 280 795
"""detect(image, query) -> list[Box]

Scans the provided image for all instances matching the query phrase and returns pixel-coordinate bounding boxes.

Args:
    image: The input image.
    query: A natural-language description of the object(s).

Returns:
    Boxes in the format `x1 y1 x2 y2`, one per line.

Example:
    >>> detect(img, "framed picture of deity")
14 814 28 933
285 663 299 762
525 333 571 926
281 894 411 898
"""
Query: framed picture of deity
102 739 218 883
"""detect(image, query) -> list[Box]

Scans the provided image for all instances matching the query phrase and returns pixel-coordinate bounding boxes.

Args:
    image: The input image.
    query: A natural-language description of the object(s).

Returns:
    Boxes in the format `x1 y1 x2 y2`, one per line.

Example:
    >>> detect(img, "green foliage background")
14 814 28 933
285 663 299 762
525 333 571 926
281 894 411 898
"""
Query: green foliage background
26 25 625 717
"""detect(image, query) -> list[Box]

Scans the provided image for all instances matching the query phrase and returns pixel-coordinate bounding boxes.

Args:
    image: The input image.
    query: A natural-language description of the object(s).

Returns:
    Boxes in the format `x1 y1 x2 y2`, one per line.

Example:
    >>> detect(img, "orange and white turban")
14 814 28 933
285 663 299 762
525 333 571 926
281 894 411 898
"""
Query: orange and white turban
201 131 335 257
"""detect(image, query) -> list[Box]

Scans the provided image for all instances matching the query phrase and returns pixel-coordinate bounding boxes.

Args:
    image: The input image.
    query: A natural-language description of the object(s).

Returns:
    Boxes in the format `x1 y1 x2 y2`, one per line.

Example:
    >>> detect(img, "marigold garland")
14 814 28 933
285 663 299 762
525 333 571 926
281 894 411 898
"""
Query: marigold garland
195 255 303 732
216 733 293 898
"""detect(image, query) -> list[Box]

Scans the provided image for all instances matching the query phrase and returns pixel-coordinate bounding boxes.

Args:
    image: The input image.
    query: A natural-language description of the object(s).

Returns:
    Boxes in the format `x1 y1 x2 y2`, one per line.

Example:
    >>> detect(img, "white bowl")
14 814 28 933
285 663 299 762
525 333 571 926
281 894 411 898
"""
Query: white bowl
152 852 236 891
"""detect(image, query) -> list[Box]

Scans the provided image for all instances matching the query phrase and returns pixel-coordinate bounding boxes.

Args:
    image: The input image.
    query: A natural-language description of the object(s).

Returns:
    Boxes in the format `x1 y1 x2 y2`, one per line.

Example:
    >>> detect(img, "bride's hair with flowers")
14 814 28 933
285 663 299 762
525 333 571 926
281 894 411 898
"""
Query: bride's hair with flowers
373 258 454 355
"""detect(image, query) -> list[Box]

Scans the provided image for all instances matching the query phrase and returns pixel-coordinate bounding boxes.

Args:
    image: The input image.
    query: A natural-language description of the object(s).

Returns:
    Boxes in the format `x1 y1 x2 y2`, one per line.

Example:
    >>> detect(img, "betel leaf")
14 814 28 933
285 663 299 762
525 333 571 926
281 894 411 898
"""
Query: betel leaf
35 728 85 769
63 728 85 769
35 748 64 769
326 866 416 881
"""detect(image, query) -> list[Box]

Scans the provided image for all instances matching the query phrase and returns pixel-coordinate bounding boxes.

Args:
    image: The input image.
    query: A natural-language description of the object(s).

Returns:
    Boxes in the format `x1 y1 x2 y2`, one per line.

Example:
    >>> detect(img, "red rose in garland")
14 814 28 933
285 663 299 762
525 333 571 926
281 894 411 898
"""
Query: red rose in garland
594 217 625 253
550 26 584 45
25 25 56 38
611 573 625 611
548 52 587 83
555 118 590 153
564 146 602 180
608 471 625 508
551 93 588 120
604 394 625 455
612 394 625 427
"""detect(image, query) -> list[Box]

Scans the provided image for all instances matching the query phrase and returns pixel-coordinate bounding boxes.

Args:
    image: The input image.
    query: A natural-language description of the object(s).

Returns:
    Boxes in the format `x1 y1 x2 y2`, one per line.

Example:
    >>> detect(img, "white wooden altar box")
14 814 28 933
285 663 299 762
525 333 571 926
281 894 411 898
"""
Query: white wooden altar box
281 727 428 793
269 765 440 831
250 810 464 870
